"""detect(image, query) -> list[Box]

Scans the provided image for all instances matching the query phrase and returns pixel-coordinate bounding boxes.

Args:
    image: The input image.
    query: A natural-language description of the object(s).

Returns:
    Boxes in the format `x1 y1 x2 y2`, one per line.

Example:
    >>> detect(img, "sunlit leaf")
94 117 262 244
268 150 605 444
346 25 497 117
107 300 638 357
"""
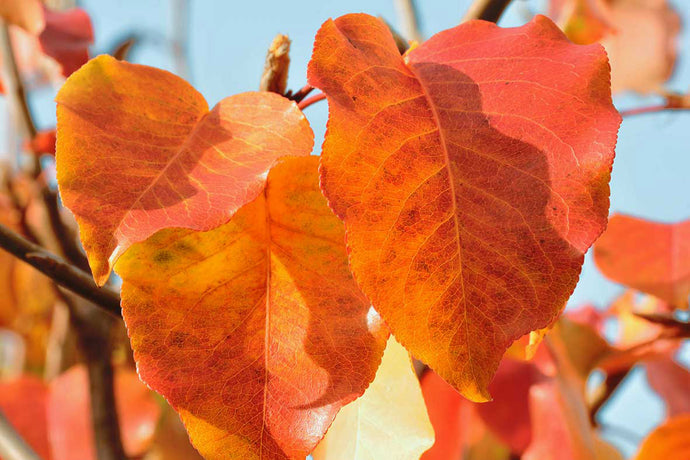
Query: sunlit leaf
115 156 388 460
56 55 314 284
308 13 619 401
594 215 690 308
633 414 690 460
313 338 433 460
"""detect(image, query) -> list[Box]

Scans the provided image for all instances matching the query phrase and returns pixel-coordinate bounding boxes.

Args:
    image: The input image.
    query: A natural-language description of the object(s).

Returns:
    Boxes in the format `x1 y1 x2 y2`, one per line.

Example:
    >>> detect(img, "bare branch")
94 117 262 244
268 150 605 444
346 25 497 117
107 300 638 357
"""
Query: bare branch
0 223 121 318
463 0 513 23
0 20 40 176
394 0 422 43
0 410 43 460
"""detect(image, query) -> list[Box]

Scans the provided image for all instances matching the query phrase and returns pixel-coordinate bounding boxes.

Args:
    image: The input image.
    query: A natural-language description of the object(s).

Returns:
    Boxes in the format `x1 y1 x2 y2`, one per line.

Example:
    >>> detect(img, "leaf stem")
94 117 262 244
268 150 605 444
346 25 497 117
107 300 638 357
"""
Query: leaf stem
0 222 122 318
463 0 513 22
0 410 43 460
297 93 326 111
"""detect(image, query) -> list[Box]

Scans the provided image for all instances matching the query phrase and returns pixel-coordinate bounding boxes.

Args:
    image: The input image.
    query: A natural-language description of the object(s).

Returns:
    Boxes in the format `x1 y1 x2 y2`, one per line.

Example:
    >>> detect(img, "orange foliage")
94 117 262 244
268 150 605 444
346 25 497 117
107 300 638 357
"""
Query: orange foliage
115 157 388 459
308 13 620 401
56 55 314 284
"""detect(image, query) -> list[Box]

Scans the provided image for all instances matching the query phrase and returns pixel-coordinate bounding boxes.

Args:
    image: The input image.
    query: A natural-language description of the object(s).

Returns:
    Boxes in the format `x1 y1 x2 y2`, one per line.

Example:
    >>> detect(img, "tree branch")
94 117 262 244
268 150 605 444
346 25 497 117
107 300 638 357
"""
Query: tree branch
394 0 422 43
463 0 513 22
0 223 121 318
0 20 40 176
68 296 126 460
0 410 43 460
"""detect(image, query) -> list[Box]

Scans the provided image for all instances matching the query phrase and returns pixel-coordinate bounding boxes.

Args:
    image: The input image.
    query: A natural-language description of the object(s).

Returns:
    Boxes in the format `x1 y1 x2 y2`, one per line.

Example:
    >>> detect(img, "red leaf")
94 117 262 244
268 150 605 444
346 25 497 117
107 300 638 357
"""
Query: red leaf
0 376 52 460
308 13 620 401
645 357 690 418
476 359 543 453
39 5 93 77
594 215 690 308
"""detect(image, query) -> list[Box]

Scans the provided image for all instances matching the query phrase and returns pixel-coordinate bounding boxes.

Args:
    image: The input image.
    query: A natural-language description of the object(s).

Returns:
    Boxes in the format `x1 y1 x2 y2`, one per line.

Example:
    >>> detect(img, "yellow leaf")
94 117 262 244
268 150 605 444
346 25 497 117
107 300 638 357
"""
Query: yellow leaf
313 338 434 460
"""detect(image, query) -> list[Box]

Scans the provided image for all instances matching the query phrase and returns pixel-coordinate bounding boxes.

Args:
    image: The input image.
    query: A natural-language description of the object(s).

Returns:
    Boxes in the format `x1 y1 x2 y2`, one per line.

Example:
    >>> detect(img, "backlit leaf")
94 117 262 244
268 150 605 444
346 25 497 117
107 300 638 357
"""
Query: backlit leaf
594 215 690 308
645 357 690 418
39 6 94 77
115 156 388 460
308 13 620 401
56 55 314 284
312 338 434 460
633 414 690 460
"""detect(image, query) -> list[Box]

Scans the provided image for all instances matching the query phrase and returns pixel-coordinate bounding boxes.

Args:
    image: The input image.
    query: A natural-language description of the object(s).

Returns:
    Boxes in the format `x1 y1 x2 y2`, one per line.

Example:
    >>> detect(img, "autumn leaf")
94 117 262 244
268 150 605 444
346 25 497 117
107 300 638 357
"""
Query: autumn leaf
56 55 314 284
476 359 543 454
0 376 52 460
308 13 620 401
549 0 614 45
633 414 690 460
594 214 690 308
48 365 161 460
0 1 93 87
645 357 690 418
115 156 388 460
0 0 44 35
312 338 434 460
420 369 512 460
550 0 680 93
523 332 621 460
39 6 93 78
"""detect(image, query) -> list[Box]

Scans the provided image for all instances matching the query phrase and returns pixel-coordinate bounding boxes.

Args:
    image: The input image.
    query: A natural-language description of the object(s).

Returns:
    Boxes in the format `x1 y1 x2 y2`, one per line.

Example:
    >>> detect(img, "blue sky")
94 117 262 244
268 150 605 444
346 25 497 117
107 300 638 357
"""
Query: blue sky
17 0 690 456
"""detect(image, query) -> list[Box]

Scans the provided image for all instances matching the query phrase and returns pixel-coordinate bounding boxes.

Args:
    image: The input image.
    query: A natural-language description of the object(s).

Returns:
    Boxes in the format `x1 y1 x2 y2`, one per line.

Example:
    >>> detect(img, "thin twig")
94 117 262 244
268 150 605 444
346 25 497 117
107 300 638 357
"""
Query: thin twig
0 223 121 317
619 105 684 117
0 410 43 460
170 0 191 80
463 0 514 22
589 369 629 425
298 93 326 111
0 20 40 176
286 84 314 103
394 0 422 43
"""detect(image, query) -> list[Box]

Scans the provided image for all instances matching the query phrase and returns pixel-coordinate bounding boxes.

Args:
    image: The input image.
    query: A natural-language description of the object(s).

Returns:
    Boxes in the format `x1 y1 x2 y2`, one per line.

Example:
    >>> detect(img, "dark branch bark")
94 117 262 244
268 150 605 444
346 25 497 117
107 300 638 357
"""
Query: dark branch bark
0 222 122 318
463 0 513 23
69 297 127 460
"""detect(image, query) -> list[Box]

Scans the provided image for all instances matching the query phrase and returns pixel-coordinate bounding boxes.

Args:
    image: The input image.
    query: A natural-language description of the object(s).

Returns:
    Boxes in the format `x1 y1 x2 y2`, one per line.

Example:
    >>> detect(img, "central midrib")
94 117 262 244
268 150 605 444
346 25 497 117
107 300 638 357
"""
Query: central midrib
405 62 476 384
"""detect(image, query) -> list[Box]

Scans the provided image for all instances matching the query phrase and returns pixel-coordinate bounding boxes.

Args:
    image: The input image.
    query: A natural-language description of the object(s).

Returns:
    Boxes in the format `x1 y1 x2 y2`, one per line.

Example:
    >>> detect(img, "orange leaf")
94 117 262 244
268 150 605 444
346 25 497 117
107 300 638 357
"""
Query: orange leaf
633 414 690 460
48 365 161 460
594 215 690 308
56 55 314 285
308 13 620 401
115 156 388 460
0 0 44 35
